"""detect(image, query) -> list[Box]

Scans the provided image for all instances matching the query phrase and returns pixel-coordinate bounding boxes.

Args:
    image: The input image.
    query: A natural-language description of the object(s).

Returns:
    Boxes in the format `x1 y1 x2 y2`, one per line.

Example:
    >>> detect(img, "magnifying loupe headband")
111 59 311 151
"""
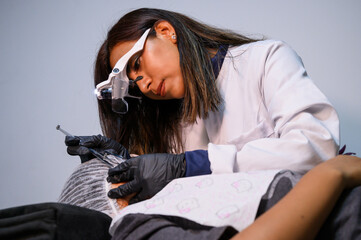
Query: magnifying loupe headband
94 28 151 114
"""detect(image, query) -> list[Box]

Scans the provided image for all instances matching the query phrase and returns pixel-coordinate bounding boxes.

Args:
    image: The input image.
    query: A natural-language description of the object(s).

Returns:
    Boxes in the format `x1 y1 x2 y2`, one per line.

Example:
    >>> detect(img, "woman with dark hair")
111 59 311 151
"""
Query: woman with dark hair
66 8 339 204
93 8 260 155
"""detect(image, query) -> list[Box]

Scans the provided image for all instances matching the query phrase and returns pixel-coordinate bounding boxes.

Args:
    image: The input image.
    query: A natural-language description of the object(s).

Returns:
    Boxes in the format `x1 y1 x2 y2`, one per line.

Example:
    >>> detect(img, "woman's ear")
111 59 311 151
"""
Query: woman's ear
154 20 177 44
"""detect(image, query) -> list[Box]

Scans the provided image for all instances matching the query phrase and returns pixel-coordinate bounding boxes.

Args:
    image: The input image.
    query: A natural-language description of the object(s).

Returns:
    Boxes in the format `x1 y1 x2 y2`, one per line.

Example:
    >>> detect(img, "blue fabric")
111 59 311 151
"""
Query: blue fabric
185 150 211 177
210 45 229 79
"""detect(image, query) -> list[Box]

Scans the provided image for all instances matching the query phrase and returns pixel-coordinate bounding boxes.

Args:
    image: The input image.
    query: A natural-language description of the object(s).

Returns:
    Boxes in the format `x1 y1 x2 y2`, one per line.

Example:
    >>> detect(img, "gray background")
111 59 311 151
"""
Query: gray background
0 0 360 209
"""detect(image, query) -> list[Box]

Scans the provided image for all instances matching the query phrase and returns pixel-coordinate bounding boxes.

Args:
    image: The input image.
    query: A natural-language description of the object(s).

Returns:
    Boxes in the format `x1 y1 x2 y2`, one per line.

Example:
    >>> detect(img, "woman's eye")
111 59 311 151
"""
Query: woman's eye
133 56 141 71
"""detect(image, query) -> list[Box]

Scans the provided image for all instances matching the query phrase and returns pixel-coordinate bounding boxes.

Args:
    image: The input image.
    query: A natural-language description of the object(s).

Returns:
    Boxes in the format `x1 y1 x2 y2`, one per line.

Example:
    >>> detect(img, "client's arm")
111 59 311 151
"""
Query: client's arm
232 155 361 240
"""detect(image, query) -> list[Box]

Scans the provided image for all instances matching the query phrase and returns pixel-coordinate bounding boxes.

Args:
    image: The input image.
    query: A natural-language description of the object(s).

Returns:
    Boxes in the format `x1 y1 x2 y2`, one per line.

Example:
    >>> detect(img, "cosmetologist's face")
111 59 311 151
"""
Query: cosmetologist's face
110 32 185 100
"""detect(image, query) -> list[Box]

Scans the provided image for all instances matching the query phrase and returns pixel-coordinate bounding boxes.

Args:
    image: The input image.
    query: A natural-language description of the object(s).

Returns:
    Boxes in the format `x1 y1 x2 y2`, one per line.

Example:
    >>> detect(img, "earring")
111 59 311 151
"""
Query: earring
172 34 176 40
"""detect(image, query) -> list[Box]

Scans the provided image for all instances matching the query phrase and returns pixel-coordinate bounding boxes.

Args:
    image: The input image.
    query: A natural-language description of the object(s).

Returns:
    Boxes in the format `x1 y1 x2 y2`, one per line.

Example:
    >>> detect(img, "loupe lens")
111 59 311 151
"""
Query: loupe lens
112 98 128 114
100 88 112 99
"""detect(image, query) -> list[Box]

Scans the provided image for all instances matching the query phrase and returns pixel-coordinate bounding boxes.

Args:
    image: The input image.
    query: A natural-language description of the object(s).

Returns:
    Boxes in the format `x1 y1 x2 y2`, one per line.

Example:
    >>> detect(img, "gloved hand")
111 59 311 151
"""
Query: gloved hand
107 153 186 204
65 134 130 163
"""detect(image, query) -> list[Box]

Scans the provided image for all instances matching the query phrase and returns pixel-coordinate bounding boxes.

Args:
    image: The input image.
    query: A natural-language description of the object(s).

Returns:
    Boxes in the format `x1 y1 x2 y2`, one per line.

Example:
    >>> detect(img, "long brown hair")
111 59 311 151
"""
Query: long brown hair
94 8 259 154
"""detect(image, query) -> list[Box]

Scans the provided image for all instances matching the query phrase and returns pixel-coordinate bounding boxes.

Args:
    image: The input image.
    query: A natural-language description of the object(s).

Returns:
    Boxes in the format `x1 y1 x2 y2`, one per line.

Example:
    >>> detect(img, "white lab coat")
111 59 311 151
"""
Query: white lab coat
182 40 339 174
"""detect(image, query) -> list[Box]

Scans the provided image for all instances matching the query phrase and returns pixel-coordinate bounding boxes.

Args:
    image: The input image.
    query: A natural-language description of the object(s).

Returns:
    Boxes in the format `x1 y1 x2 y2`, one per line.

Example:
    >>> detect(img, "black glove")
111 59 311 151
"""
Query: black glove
65 134 130 163
107 153 186 204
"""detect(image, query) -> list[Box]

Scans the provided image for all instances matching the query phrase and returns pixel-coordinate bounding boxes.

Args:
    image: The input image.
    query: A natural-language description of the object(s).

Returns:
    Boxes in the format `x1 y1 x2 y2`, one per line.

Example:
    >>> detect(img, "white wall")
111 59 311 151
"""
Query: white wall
0 0 360 209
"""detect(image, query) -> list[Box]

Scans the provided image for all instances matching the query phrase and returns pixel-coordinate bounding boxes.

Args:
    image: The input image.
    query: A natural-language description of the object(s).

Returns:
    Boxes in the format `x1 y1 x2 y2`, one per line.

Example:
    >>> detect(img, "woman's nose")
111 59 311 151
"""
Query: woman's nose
136 76 152 94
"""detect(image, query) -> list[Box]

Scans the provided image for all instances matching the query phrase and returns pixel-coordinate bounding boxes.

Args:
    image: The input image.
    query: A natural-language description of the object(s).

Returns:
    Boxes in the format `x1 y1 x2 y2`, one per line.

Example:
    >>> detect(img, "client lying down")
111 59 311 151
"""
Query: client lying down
59 152 361 239
58 156 132 217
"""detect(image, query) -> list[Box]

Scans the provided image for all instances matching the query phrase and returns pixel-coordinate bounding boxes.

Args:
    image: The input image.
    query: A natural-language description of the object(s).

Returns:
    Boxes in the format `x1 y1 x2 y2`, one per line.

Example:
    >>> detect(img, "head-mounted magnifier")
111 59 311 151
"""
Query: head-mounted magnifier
94 28 151 114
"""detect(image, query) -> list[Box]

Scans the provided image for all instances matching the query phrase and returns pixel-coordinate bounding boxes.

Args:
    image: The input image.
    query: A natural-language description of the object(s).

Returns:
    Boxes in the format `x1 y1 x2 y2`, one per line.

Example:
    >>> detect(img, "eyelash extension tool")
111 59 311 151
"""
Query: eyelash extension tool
56 125 113 166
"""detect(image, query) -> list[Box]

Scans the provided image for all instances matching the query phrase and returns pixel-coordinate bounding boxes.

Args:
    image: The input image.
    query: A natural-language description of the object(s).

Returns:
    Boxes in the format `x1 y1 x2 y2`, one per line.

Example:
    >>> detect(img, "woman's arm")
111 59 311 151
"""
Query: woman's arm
207 41 339 174
232 155 361 240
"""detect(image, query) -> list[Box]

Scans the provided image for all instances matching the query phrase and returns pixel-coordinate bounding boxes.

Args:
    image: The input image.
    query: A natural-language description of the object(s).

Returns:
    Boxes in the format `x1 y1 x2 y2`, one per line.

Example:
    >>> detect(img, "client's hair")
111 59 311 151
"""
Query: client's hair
58 158 122 217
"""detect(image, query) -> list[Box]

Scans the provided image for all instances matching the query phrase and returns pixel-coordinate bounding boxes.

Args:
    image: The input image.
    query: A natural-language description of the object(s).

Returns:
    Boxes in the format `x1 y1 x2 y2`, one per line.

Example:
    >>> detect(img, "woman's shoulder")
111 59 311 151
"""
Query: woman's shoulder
228 39 290 55
227 39 297 63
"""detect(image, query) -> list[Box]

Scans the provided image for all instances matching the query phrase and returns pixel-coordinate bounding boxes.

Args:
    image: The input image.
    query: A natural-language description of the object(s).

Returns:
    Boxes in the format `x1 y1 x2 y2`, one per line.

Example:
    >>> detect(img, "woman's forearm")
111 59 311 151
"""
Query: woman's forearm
232 161 345 240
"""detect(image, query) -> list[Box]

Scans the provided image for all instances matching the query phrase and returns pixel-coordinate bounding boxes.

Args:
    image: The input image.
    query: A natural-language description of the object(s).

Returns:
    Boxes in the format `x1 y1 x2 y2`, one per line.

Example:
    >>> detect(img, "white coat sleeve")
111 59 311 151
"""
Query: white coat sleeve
208 41 340 174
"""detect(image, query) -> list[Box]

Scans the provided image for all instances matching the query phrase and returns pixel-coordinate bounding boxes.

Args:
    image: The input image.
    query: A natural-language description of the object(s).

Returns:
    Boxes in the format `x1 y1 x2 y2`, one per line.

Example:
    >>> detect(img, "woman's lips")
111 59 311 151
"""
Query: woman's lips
156 81 165 97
